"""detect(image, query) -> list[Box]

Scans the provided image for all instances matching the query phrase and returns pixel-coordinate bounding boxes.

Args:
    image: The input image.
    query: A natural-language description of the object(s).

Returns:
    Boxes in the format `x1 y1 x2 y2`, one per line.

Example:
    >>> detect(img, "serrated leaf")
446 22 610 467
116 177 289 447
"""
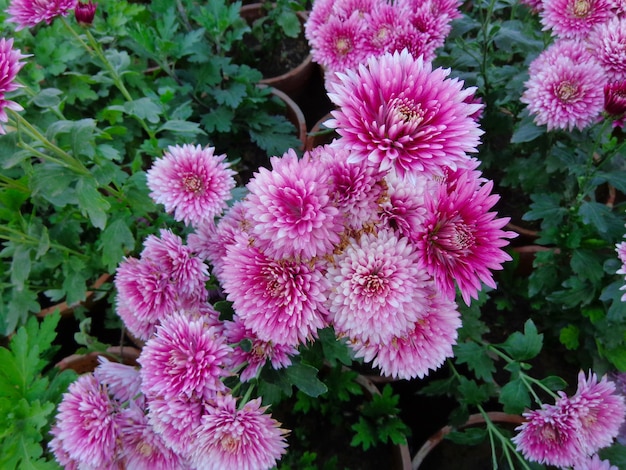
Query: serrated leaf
318 327 352 367
32 88 63 108
510 113 544 143
578 201 613 234
100 218 135 271
499 378 530 414
453 342 495 382
76 176 110 230
10 245 31 289
539 375 567 392
156 119 205 136
456 376 491 406
284 362 327 397
351 418 376 450
500 319 543 361
559 324 580 350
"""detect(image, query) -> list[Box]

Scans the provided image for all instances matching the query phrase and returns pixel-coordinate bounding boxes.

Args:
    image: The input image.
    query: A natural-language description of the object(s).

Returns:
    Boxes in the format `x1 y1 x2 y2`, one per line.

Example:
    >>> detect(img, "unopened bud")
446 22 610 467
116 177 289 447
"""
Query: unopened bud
75 0 97 26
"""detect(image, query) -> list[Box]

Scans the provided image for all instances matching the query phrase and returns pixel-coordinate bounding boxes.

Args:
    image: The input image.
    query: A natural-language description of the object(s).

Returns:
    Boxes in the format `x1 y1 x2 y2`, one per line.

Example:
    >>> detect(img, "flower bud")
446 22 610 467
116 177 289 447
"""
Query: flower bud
74 0 97 26
604 81 626 117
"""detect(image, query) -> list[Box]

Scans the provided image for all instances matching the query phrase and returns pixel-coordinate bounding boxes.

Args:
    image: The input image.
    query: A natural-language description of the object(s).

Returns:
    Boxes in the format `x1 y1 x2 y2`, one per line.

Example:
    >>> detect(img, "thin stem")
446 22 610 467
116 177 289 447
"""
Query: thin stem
0 226 88 259
61 17 95 57
0 173 29 192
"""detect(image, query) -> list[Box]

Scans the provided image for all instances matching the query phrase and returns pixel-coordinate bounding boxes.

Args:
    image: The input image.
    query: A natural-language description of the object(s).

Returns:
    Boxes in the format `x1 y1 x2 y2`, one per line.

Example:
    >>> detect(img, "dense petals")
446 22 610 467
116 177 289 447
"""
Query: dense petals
6 0 77 30
94 357 142 404
574 454 619 470
588 18 626 81
540 0 612 39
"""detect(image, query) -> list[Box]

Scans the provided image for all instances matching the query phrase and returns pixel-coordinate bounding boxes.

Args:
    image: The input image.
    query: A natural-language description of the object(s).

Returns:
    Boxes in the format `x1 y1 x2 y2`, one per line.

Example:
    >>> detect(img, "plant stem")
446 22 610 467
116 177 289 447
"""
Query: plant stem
0 226 88 259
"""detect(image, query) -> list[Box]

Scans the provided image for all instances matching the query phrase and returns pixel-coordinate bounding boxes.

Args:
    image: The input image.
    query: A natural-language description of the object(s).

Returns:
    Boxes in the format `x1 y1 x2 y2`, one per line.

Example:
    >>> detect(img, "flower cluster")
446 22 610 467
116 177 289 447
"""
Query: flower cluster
304 0 461 81
521 0 626 130
512 371 626 469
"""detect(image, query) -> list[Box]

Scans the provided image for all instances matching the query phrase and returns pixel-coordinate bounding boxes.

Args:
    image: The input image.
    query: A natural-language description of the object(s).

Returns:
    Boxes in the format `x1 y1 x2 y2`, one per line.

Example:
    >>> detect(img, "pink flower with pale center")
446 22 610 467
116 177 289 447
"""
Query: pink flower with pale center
243 149 343 260
327 49 483 179
326 229 431 344
379 170 428 239
0 38 27 133
540 0 612 39
6 0 77 30
414 168 515 305
588 17 626 81
522 54 606 131
146 144 236 227
188 395 288 470
50 374 120 469
528 38 595 76
138 311 232 401
220 232 330 347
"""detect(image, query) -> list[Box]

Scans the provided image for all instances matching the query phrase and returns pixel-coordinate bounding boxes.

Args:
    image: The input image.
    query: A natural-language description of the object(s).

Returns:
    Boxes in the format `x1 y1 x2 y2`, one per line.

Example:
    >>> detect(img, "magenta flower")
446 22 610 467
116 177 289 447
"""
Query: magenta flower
74 0 96 24
522 54 606 131
540 0 612 39
147 144 236 227
574 454 619 470
327 49 483 179
589 18 626 81
605 81 626 118
94 356 142 404
138 311 232 401
0 38 27 133
513 403 586 467
326 229 431 344
379 171 428 240
352 282 461 379
221 232 330 347
224 315 298 382
6 0 77 30
243 149 343 260
50 374 120 469
528 38 597 76
414 168 515 305
188 395 288 470
116 405 189 470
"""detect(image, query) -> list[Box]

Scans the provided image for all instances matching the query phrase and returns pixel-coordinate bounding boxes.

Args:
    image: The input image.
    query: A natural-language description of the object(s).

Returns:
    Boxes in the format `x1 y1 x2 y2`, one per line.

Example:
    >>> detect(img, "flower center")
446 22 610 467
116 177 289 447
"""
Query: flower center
556 81 579 103
354 266 389 296
431 219 476 254
335 37 352 56
138 442 153 457
389 97 426 125
182 174 204 194
572 0 591 17
221 435 240 453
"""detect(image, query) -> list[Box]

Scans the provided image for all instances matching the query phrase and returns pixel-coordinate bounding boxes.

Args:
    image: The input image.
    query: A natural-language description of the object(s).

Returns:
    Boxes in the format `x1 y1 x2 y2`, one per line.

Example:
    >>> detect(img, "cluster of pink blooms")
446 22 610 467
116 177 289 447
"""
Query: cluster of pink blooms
46 49 518 469
304 0 461 83
521 0 626 130
512 371 626 469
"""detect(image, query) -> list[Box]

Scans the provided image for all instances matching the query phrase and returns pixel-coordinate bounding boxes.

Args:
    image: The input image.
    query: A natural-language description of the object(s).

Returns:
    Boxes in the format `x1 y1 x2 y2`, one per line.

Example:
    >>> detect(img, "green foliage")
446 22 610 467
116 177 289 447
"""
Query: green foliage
0 311 76 469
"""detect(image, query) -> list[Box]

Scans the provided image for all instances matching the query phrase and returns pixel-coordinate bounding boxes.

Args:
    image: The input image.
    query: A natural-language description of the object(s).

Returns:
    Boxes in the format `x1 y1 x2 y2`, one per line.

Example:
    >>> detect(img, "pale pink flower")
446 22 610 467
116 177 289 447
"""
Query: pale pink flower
326 229 431 344
528 38 596 76
117 405 190 470
304 0 334 33
138 311 232 401
414 168 515 305
243 149 343 260
146 144 236 227
362 2 412 55
523 53 606 131
94 356 142 404
327 49 483 179
6 0 77 30
0 38 27 133
352 282 461 379
588 17 626 81
513 403 586 467
224 315 298 382
332 0 376 19
50 374 120 469
220 232 329 347
402 0 461 53
188 395 288 470
574 454 619 470
540 0 612 39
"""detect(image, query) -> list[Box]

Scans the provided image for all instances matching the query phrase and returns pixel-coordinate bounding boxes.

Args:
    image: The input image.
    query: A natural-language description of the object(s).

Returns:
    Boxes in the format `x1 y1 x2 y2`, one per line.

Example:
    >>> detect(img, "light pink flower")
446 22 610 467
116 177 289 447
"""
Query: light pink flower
0 38 27 133
116 405 190 470
50 374 120 469
6 0 77 30
94 356 142 404
528 38 596 76
243 149 343 260
522 54 607 131
414 168 515 305
513 403 586 467
540 0 612 39
574 454 619 470
224 315 298 382
352 282 461 379
138 311 232 401
327 49 483 179
188 395 288 470
326 229 431 344
146 144 236 227
588 17 626 81
220 232 329 347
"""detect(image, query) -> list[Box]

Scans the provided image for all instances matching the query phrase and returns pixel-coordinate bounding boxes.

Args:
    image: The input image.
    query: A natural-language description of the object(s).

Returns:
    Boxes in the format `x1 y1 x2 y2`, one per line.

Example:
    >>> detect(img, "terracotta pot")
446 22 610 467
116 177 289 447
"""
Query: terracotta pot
37 272 112 319
240 3 315 99
412 412 525 469
305 111 339 151
56 345 141 374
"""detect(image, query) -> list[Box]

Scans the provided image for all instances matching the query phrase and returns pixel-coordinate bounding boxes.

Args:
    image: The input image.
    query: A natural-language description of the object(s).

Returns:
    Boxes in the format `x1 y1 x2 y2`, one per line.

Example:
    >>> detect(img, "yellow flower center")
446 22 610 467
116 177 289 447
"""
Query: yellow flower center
183 174 204 194
572 0 591 17
556 81 579 103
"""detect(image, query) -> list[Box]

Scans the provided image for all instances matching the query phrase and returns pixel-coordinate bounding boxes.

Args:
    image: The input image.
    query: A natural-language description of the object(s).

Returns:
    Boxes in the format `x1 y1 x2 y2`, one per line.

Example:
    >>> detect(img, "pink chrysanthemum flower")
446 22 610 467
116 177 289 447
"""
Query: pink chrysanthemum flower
588 18 626 81
224 314 298 382
574 454 619 470
94 356 142 404
6 0 77 30
221 233 329 347
379 171 428 240
611 371 626 444
559 371 626 454
139 311 232 401
528 38 596 77
605 81 626 119
414 168 515 305
146 144 236 227
304 0 334 33
540 0 612 39
314 144 385 230
146 394 205 456
352 282 461 379
188 395 288 470
50 374 120 469
522 54 606 131
512 403 587 467
327 49 483 179
117 405 189 470
244 149 343 260
362 2 411 55
326 229 431 344
0 38 27 134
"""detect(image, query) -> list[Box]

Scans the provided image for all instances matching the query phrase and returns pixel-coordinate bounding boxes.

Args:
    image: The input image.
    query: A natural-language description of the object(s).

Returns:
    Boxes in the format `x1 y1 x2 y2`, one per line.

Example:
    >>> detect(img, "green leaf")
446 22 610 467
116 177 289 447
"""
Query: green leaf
446 427 487 445
156 119 205 136
10 245 31 289
32 88 63 108
100 218 135 271
559 324 580 350
318 327 352 367
123 97 162 124
456 376 492 406
578 201 613 234
522 193 567 224
350 418 377 451
284 362 327 397
510 113 544 143
500 319 543 361
539 375 567 392
76 176 110 230
453 342 495 382
277 11 301 37
499 378 530 414
570 249 604 284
